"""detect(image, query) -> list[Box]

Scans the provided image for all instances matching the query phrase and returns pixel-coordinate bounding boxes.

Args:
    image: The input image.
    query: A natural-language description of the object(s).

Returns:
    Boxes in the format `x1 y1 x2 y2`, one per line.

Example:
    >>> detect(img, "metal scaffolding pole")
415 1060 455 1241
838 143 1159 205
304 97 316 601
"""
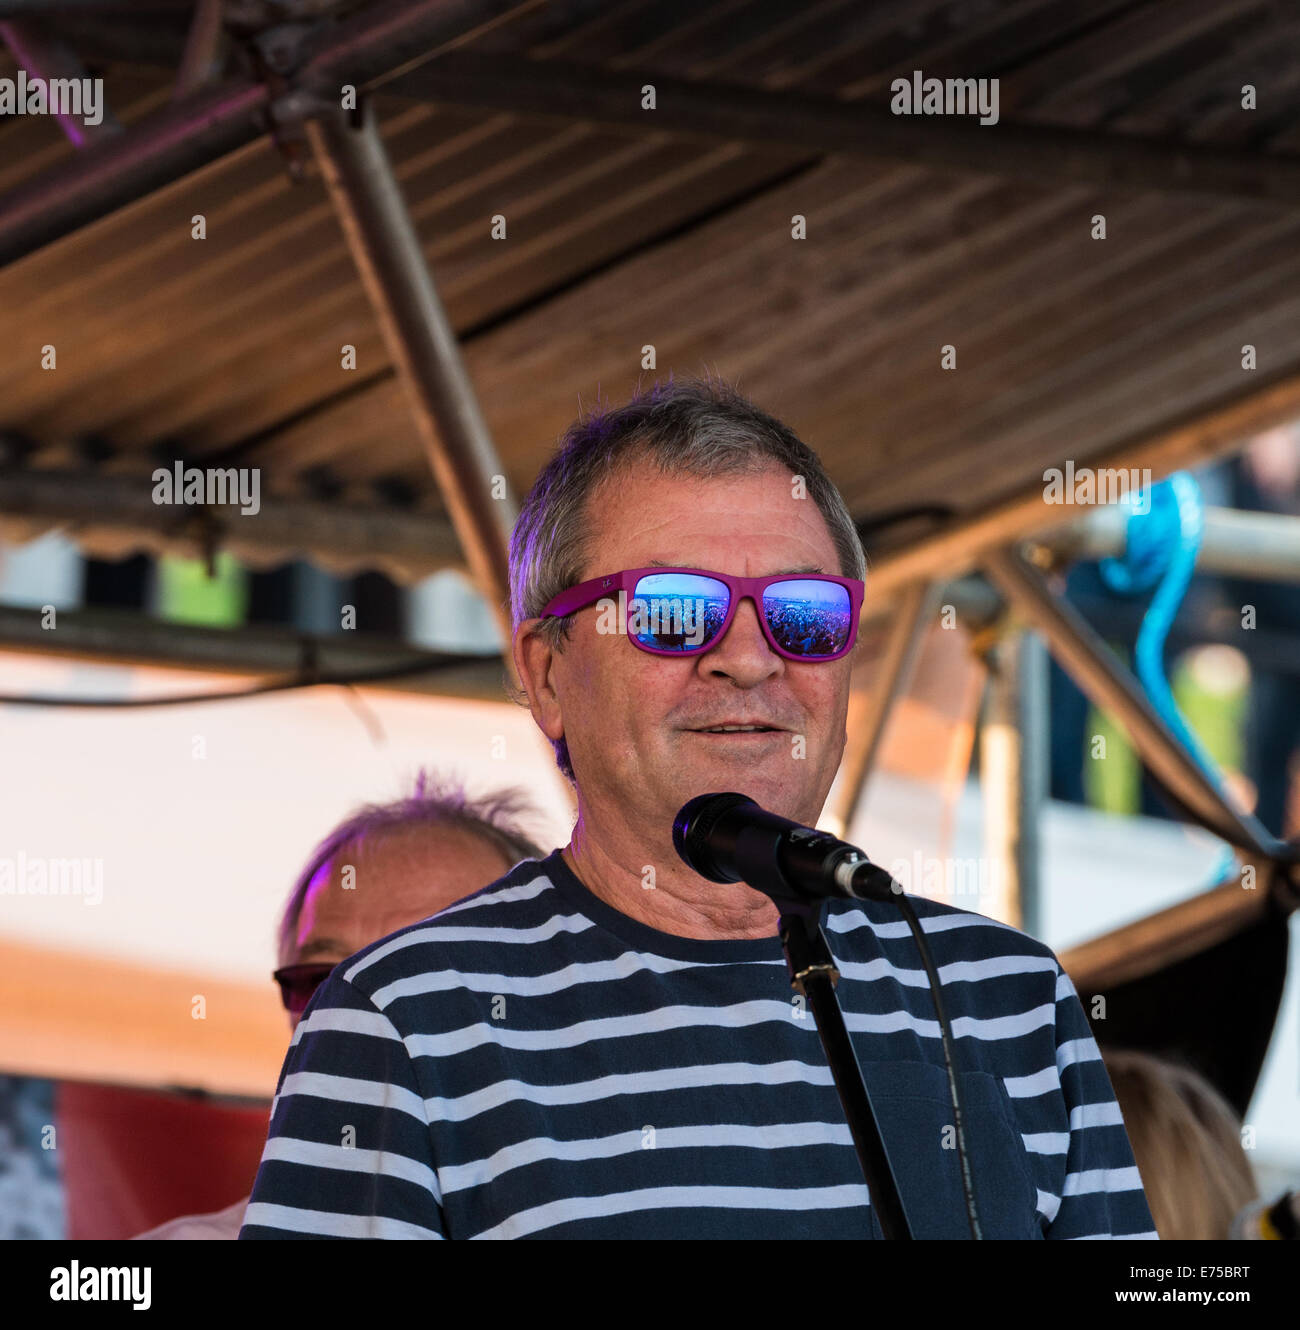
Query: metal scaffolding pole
303 99 516 645
382 49 1300 205
982 545 1287 860
171 0 226 101
979 627 1048 934
0 15 123 146
1047 504 1300 583
0 0 529 267
823 580 936 839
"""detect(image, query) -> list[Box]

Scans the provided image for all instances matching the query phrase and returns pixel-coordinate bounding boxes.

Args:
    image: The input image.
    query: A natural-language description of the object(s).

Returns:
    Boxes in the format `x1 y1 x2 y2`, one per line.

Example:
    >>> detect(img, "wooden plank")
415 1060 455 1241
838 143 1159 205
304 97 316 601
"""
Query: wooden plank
825 216 1298 495
191 140 806 469
988 0 1271 117
7 117 647 435
828 0 1141 100
0 935 285 1097
244 159 930 479
878 282 1300 513
732 193 1216 447
860 368 1300 598
0 466 463 578
1058 873 1275 994
465 161 933 409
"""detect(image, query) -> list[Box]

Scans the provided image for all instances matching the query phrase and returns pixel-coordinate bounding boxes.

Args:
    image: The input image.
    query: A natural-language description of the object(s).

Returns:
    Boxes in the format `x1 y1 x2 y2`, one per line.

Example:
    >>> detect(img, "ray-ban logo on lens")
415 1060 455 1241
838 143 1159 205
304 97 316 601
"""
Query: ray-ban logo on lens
594 591 708 646
890 69 999 126
0 69 104 126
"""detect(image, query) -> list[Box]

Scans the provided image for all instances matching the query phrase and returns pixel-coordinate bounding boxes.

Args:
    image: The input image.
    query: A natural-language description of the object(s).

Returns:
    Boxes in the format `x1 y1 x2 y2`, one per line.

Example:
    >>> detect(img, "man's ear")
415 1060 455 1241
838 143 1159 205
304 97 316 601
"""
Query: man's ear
512 620 565 746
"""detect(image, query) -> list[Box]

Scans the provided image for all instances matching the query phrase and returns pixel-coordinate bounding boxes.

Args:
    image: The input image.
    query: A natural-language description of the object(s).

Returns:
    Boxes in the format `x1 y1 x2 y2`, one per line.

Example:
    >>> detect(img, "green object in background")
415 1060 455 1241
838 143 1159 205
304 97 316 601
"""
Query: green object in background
1172 652 1246 774
157 552 248 626
1083 704 1140 814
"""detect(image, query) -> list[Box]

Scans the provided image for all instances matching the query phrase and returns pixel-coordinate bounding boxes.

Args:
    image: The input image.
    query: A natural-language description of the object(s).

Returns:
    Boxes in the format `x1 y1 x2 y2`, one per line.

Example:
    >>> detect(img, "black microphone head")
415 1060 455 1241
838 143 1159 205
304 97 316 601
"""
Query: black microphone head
673 792 756 882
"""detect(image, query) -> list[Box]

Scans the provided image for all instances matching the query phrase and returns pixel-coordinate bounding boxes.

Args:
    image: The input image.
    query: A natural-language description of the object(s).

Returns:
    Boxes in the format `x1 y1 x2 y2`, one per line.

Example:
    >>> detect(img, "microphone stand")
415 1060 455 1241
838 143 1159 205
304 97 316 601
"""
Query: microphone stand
778 898 915 1240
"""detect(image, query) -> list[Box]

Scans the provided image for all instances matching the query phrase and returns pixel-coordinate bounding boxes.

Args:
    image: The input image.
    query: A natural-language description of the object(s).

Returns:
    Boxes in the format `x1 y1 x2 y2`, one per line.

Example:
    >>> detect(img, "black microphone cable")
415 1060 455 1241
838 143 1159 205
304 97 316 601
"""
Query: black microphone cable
888 889 982 1241
674 792 983 1239
834 859 982 1241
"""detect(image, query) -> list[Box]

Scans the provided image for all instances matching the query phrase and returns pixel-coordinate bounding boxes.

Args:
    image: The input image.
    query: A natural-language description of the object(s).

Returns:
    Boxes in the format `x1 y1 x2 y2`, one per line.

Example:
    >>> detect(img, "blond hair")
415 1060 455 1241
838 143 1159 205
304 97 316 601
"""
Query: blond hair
1104 1047 1257 1239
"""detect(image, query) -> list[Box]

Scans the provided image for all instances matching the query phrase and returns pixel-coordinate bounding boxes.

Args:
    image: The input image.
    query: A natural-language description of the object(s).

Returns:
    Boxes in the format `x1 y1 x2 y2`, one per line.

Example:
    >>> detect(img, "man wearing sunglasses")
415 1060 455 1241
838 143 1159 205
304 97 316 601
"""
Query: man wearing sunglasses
135 775 543 1239
242 377 1154 1240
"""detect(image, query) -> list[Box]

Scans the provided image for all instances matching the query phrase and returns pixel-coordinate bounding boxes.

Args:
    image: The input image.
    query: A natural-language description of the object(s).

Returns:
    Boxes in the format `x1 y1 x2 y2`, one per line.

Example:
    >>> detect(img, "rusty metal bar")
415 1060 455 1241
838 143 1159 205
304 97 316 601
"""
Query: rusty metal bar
822 580 936 839
1048 503 1300 583
0 15 122 145
303 99 515 643
979 627 1048 934
384 49 1300 205
172 0 226 101
0 0 529 266
982 544 1287 859
1059 868 1283 993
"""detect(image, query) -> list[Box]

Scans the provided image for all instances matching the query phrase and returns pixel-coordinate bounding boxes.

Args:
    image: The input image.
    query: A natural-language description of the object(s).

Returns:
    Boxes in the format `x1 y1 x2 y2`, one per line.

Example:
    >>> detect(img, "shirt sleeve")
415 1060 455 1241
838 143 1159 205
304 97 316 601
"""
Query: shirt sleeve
1045 966 1159 1240
239 972 445 1239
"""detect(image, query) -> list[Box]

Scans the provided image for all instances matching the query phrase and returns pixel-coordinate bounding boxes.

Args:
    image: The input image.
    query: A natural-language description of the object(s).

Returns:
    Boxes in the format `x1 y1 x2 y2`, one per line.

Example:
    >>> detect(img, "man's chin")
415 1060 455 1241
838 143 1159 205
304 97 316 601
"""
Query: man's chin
670 752 814 820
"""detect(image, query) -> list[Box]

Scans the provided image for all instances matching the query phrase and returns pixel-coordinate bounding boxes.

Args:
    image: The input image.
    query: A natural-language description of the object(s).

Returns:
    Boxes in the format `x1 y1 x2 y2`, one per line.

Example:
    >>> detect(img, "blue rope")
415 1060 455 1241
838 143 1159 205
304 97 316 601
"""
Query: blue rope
1098 473 1215 773
1097 473 1235 880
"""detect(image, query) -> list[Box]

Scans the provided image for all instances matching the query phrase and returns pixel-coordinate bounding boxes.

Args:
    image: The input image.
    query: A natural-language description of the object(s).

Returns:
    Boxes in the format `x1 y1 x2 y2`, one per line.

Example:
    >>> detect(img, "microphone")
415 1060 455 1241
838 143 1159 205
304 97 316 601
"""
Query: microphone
673 790 985 1240
673 791 900 905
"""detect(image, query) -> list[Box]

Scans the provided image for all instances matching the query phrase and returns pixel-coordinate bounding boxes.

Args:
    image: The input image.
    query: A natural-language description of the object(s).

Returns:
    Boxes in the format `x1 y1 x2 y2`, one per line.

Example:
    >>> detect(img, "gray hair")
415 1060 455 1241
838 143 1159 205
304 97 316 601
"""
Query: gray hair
277 770 547 965
509 373 866 779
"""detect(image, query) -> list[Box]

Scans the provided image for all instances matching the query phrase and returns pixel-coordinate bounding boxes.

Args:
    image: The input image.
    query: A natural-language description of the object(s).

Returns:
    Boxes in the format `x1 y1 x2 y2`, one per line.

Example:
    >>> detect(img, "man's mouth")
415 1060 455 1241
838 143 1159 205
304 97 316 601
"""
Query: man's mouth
690 723 783 734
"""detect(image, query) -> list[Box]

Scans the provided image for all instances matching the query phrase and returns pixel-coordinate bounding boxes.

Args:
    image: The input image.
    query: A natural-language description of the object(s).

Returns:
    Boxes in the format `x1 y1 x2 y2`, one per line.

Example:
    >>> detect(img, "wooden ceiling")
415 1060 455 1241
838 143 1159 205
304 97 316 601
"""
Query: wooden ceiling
3 0 1300 581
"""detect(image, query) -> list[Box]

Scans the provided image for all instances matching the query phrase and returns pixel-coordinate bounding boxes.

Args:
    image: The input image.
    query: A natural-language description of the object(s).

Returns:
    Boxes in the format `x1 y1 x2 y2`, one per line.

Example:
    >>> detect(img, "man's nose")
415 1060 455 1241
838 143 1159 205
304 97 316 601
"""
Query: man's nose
701 595 782 684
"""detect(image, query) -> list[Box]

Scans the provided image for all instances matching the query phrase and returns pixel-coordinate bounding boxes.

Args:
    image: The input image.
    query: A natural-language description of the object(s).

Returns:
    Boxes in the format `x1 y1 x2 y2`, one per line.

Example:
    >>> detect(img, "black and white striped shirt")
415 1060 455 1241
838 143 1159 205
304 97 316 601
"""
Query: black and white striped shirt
240 851 1157 1240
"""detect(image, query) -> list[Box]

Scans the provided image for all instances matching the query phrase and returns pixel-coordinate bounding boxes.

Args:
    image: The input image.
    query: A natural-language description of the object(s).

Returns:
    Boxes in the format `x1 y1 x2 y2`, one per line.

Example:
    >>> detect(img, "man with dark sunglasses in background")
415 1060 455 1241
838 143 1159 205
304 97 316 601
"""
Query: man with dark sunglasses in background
134 773 543 1239
242 376 1155 1240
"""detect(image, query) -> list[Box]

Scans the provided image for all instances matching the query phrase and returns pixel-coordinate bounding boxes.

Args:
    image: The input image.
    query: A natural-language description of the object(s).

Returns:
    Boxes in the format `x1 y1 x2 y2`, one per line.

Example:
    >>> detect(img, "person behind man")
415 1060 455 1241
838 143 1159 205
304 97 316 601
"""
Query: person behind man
135 773 545 1239
242 376 1156 1239
1103 1047 1257 1240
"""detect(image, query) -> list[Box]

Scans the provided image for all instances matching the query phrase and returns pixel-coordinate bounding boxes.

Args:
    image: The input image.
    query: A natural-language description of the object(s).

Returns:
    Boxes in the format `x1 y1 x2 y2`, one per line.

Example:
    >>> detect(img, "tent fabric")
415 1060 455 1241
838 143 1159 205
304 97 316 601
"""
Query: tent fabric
55 1080 270 1240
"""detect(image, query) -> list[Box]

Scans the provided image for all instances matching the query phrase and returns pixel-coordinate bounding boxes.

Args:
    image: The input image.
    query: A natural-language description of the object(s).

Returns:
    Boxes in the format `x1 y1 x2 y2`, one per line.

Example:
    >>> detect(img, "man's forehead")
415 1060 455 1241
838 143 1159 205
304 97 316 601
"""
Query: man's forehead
583 459 837 567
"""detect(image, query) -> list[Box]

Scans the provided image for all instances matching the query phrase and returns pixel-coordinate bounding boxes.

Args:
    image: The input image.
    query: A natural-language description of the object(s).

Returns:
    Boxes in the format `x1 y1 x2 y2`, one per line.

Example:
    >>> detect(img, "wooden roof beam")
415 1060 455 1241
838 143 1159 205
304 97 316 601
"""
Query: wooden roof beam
388 50 1300 206
0 465 463 581
862 369 1300 601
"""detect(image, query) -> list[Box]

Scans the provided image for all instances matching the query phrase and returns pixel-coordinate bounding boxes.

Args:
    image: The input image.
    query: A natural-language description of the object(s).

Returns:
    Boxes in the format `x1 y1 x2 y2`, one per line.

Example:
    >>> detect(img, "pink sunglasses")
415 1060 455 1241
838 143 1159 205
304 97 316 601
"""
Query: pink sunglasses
539 567 864 662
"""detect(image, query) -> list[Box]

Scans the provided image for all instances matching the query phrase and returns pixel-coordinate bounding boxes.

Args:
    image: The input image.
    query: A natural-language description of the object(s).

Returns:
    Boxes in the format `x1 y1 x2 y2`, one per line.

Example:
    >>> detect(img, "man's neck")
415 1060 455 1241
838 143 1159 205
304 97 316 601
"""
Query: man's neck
562 829 779 941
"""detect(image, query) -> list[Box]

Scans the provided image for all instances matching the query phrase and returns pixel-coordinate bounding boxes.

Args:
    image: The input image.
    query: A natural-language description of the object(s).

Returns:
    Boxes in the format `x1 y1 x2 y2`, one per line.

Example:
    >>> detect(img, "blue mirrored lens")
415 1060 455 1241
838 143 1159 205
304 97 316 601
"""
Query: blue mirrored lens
631 574 729 651
763 579 852 657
